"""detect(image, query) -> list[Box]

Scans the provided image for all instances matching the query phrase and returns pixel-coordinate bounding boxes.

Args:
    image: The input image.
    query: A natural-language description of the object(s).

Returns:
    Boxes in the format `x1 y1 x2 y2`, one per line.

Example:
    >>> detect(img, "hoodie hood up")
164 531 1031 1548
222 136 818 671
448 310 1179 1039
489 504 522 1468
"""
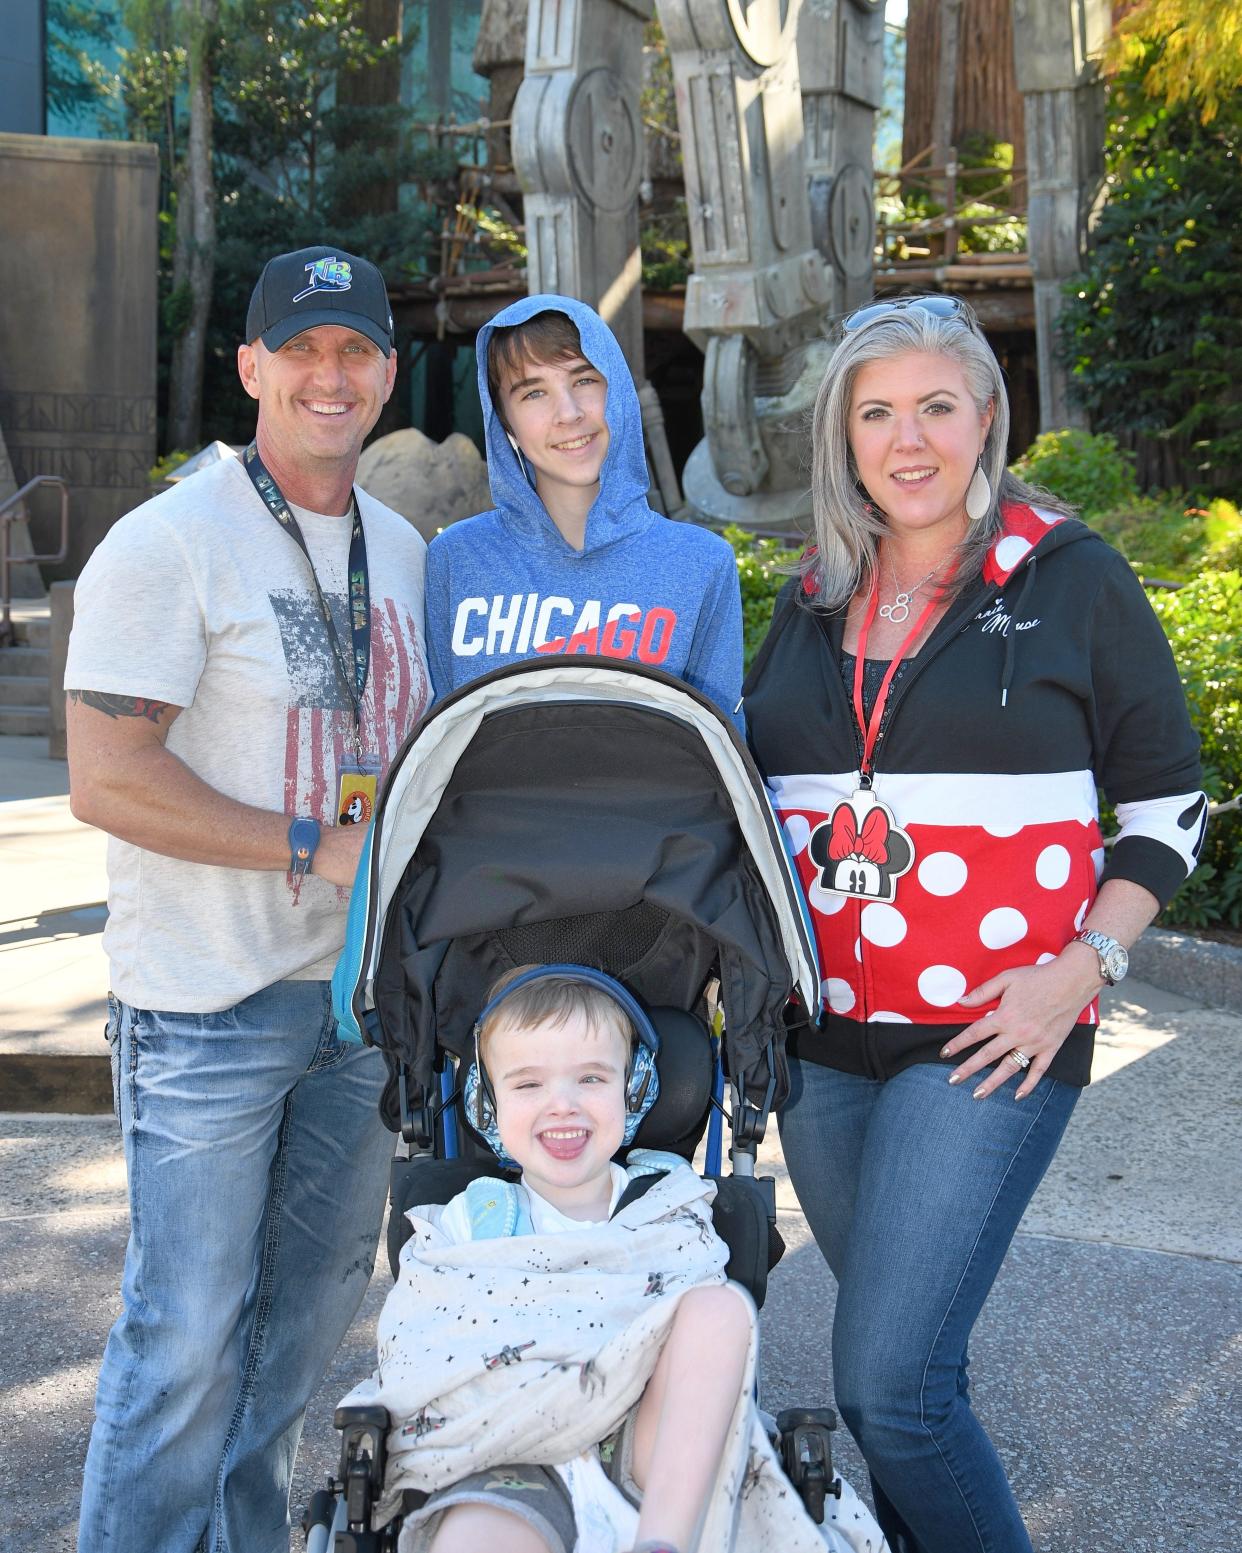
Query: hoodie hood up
474 294 656 557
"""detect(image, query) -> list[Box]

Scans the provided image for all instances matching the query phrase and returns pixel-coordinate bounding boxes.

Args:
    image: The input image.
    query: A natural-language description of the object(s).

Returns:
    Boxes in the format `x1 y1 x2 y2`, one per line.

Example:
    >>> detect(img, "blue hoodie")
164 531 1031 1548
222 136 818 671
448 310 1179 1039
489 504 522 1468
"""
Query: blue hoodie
425 295 744 727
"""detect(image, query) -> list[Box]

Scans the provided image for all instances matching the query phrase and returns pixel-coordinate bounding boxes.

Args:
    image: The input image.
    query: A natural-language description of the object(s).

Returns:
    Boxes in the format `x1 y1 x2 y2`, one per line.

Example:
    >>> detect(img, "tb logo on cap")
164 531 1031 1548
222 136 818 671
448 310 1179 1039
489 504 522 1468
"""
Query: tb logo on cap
293 256 352 303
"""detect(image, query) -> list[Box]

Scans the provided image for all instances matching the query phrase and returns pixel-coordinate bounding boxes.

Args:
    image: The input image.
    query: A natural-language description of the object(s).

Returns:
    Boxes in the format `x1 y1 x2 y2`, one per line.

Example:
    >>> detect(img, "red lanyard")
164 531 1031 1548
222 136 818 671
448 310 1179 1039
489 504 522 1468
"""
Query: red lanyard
851 577 944 782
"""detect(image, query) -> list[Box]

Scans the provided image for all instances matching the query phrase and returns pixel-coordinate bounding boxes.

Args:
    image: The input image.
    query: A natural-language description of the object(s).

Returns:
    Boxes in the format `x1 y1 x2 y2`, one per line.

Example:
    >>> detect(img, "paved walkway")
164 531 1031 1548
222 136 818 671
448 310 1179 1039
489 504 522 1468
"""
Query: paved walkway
1 732 1239 1551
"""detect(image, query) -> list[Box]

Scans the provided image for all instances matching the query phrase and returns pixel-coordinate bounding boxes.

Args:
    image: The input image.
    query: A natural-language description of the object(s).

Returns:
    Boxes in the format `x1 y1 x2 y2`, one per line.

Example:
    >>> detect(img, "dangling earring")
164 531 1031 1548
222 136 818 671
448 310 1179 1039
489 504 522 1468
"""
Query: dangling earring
966 460 991 522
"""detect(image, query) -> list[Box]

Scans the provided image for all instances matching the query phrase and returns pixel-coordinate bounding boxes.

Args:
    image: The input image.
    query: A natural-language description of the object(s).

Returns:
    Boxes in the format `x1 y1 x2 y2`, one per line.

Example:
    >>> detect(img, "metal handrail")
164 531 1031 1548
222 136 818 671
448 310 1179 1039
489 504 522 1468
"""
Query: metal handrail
0 476 70 647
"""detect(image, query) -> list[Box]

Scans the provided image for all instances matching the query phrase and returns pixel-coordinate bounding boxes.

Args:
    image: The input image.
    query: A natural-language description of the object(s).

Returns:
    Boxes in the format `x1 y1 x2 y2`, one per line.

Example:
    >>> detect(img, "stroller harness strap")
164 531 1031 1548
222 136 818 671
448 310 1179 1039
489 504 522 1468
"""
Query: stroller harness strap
462 1151 680 1240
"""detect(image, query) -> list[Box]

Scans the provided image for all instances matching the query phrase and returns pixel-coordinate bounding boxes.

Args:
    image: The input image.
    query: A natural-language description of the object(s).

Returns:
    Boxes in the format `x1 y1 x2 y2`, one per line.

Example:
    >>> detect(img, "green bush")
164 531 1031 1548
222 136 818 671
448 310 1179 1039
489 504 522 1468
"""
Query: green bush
1151 570 1242 928
1078 493 1242 582
1083 495 1214 582
1202 499 1242 572
1010 428 1139 516
722 525 800 671
1056 59 1242 492
148 449 194 484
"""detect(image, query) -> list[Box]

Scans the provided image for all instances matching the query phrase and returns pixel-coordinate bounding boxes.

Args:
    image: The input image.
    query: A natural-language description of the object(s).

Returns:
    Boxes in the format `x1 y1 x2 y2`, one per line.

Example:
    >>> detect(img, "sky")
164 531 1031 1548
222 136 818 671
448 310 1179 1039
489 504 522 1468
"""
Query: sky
887 0 909 23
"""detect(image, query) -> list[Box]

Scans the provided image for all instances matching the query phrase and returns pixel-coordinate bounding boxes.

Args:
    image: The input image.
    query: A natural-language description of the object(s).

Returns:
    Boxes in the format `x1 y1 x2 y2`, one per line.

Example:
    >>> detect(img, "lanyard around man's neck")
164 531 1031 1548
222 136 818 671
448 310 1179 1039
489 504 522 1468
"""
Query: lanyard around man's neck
243 441 371 751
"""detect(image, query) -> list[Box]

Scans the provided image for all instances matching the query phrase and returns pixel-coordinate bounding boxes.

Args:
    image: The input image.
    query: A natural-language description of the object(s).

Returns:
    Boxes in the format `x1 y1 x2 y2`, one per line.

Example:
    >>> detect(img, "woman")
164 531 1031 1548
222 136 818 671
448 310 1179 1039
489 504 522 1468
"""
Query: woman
743 295 1205 1553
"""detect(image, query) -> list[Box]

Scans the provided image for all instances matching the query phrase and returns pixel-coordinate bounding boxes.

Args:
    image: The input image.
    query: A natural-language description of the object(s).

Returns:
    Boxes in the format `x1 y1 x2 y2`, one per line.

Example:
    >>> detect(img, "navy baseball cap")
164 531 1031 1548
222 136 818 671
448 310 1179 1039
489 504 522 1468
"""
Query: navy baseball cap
245 246 395 356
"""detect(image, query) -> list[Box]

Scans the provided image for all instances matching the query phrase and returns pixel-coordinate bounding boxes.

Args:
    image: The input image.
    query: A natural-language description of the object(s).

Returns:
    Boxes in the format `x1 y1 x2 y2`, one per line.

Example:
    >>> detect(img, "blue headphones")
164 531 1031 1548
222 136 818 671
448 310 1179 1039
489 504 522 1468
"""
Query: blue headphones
463 964 661 1162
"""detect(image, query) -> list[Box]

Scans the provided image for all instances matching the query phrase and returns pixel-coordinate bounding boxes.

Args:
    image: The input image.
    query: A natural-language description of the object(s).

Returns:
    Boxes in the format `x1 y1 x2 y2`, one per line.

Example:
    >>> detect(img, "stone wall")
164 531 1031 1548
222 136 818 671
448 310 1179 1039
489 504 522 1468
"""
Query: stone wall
0 134 159 581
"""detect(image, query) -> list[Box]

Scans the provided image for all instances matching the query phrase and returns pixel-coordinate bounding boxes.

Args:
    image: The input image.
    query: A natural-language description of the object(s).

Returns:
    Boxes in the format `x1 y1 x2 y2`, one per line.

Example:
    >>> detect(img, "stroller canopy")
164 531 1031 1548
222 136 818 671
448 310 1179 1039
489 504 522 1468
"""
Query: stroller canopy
333 659 818 1122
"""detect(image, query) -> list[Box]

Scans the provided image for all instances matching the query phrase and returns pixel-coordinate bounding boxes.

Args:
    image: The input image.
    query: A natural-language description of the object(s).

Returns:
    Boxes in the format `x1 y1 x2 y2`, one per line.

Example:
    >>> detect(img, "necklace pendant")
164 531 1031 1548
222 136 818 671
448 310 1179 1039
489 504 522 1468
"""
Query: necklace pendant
808 788 916 903
878 591 912 625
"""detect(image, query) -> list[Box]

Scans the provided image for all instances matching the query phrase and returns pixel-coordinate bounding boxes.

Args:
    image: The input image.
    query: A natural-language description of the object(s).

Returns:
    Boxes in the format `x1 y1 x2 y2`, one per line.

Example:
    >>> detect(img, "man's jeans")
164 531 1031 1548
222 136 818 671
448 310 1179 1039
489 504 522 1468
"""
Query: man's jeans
778 1057 1078 1553
78 980 393 1553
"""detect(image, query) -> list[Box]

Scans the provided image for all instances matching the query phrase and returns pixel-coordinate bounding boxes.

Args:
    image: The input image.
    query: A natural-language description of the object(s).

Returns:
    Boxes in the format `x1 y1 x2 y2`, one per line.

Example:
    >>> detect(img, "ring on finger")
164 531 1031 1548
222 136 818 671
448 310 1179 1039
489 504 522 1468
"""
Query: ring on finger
1006 1048 1031 1071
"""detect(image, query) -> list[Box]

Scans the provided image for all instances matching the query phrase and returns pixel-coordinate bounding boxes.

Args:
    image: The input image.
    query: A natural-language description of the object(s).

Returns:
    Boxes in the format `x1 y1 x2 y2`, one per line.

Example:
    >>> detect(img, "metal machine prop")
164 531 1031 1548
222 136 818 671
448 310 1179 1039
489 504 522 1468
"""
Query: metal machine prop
502 0 1106 526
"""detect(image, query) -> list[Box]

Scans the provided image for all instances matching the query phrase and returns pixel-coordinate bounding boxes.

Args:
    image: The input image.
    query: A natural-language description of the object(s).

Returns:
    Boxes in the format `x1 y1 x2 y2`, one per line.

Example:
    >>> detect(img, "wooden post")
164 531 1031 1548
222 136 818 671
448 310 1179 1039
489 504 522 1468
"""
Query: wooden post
944 143 958 264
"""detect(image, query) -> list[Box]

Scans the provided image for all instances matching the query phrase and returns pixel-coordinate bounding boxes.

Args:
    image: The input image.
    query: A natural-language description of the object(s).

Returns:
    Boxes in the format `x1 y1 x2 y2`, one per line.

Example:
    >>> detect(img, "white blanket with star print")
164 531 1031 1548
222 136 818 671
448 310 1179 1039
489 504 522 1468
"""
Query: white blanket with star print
343 1159 886 1552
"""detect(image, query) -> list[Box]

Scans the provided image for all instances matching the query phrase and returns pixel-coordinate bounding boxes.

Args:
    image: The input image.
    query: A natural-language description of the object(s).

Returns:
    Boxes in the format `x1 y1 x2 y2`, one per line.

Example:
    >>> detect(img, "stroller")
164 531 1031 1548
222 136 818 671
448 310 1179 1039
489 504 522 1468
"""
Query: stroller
307 657 840 1551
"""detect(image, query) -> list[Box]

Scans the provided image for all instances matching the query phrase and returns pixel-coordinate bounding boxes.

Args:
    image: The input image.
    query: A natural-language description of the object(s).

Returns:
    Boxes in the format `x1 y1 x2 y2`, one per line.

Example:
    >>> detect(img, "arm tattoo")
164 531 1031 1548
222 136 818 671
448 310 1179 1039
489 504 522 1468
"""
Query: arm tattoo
68 689 171 722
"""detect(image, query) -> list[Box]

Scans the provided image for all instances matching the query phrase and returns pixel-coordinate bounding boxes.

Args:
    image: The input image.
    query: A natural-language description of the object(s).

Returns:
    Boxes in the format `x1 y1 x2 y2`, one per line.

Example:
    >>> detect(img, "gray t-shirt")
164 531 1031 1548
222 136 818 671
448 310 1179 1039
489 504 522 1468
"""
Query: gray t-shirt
65 454 430 1012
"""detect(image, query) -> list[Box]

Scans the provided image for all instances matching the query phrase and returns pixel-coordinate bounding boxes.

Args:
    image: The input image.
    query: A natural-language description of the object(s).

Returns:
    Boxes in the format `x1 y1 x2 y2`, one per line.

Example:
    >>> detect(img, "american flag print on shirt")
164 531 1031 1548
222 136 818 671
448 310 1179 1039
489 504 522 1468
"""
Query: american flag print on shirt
271 588 429 896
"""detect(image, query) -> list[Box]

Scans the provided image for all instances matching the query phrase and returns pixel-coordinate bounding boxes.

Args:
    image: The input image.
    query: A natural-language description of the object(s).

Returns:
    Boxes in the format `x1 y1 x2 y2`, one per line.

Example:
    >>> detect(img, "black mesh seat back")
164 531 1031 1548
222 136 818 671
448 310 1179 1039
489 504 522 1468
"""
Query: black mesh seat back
371 699 794 1126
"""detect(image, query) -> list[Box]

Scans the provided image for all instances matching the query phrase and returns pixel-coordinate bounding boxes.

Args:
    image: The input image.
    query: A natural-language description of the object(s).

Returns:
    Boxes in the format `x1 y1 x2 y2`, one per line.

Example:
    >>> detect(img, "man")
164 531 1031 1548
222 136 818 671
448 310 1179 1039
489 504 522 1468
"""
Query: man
66 246 430 1552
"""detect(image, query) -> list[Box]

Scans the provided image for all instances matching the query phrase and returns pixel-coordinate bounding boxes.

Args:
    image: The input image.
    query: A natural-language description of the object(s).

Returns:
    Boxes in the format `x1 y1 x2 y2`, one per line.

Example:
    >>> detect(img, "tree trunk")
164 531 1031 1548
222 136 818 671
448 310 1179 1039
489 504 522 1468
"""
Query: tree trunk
931 0 962 173
901 0 1026 172
336 0 404 217
167 0 218 453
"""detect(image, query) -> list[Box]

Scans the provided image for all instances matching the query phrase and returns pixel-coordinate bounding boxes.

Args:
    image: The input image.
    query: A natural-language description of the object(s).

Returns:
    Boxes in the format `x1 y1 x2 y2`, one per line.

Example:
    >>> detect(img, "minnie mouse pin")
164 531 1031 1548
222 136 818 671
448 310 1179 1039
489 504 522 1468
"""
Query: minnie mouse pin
810 791 915 902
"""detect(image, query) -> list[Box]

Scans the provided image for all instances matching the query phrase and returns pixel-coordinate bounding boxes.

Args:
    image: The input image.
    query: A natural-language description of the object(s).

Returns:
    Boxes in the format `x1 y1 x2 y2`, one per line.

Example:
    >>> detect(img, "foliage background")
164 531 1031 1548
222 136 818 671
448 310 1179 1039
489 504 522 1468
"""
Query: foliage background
1056 54 1242 493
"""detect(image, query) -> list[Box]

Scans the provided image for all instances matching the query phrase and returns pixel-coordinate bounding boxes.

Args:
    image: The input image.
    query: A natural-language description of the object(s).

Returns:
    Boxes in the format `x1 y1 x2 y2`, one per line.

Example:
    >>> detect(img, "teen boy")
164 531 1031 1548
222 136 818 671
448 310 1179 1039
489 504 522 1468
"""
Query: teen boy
348 966 879 1553
424 296 744 725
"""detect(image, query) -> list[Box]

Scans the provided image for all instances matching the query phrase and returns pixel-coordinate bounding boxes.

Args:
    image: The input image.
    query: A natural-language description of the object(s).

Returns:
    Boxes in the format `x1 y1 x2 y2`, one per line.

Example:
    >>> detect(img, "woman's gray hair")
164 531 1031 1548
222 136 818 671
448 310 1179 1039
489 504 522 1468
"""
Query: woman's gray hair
803 297 1072 607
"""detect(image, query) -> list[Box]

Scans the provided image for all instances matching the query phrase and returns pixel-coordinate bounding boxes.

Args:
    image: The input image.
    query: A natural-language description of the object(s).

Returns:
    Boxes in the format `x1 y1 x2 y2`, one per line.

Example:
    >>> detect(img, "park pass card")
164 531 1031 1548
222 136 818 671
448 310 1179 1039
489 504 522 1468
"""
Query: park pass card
337 758 380 826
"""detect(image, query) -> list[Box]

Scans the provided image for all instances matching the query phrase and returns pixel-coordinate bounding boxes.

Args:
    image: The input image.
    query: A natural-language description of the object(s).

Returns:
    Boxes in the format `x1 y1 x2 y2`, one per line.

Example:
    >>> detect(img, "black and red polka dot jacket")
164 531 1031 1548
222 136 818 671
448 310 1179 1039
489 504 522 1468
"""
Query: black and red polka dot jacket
742 505 1205 1086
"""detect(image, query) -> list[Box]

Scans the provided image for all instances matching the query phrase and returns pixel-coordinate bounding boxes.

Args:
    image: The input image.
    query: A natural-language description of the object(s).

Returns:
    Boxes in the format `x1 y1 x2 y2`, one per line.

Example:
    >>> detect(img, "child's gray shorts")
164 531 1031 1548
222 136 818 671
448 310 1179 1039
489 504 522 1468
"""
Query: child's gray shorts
397 1413 641 1553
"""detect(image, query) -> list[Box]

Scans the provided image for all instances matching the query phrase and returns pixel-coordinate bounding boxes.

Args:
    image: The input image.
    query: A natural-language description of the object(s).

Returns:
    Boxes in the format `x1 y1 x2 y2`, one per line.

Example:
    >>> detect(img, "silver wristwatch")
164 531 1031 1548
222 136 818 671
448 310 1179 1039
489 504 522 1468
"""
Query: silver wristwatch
1072 929 1129 985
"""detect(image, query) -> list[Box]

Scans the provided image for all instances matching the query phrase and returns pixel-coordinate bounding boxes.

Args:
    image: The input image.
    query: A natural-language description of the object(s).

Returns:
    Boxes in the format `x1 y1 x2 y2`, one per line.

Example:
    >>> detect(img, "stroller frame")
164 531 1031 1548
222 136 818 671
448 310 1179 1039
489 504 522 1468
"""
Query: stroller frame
313 660 836 1550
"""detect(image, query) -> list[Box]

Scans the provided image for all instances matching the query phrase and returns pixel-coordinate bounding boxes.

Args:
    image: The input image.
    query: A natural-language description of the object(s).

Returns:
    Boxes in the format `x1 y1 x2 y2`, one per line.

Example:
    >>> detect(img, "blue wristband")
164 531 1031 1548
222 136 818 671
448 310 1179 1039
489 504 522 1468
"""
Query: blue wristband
288 817 321 879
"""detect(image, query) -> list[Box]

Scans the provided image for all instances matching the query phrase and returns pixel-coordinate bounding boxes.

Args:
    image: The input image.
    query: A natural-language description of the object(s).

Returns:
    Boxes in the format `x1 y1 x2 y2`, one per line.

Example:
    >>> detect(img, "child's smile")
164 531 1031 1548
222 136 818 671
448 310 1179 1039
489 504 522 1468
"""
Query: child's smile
489 1013 628 1220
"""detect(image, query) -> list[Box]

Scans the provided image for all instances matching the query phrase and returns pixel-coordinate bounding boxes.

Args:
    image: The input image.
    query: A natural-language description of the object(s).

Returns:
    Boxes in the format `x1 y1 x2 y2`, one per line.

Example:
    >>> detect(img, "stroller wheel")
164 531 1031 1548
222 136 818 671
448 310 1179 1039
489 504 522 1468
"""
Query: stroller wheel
776 1406 842 1524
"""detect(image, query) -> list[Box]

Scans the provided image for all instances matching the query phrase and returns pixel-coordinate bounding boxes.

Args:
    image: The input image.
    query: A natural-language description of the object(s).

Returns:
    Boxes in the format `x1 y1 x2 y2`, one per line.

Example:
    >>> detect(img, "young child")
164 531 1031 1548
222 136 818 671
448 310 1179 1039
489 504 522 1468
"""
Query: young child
424 297 745 728
345 966 885 1553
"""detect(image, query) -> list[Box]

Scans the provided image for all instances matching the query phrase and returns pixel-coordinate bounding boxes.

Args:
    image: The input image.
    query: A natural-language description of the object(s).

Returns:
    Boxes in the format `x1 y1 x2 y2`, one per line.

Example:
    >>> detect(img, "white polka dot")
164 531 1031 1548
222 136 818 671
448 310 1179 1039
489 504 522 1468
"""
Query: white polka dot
1035 953 1056 965
918 965 968 1007
1035 844 1071 889
1074 899 1089 930
854 937 863 962
994 535 1033 572
860 902 908 947
808 880 848 915
979 907 1028 949
822 977 856 1015
783 814 811 856
983 815 1024 837
918 851 968 896
1091 848 1106 881
869 1010 912 1023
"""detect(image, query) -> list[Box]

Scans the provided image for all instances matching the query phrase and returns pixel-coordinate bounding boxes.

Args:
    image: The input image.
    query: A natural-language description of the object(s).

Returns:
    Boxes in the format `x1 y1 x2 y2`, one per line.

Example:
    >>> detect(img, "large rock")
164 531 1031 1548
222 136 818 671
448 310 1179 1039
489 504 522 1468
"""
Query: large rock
356 428 493 542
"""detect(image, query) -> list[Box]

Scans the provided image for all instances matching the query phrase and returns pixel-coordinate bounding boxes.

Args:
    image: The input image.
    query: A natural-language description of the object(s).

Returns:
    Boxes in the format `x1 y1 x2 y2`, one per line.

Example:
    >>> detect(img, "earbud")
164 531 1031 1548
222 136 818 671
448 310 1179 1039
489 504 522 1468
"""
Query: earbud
505 431 537 490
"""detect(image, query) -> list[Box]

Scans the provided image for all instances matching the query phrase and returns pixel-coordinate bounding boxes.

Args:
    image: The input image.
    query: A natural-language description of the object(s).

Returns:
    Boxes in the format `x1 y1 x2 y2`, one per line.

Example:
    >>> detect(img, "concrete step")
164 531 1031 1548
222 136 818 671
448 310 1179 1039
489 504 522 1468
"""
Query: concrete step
9 615 51 648
0 645 50 677
0 706 49 735
0 675 47 707
0 1054 112 1113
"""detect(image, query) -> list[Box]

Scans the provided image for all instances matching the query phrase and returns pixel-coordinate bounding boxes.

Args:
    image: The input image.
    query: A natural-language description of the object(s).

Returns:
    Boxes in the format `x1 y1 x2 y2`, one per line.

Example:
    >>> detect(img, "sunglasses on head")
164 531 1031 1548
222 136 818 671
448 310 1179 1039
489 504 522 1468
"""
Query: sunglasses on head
842 295 968 332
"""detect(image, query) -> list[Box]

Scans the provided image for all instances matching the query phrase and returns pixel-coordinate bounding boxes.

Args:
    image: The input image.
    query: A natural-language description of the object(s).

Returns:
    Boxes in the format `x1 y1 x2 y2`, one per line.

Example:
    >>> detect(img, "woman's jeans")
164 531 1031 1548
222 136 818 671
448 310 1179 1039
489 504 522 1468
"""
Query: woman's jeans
78 980 394 1553
779 1057 1078 1553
